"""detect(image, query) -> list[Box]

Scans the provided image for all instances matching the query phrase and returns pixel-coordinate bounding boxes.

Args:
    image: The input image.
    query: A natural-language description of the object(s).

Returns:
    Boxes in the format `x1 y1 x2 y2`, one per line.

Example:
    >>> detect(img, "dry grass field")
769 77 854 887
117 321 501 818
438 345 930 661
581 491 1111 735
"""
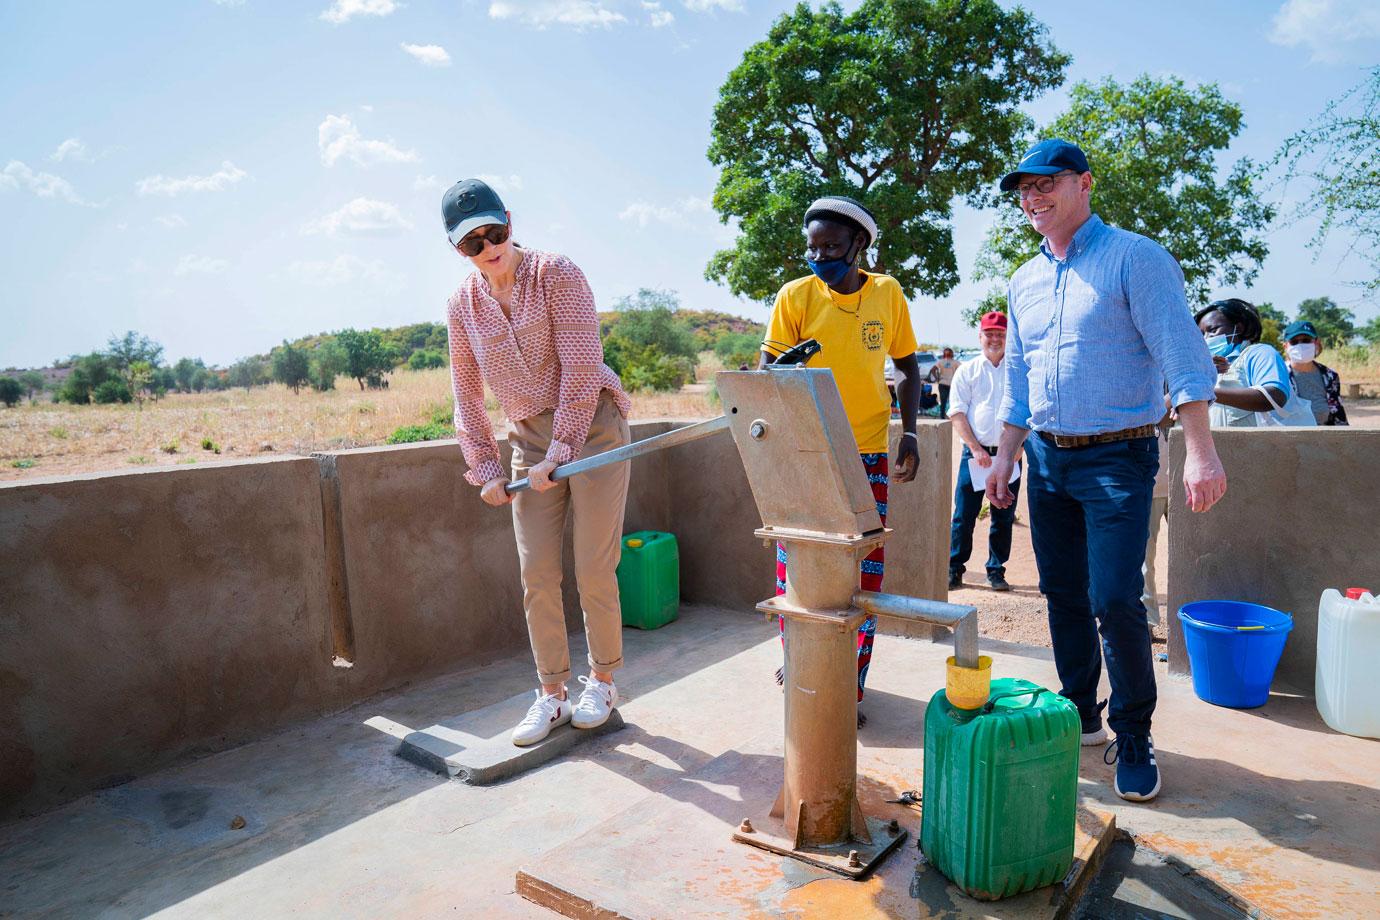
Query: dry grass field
0 366 721 483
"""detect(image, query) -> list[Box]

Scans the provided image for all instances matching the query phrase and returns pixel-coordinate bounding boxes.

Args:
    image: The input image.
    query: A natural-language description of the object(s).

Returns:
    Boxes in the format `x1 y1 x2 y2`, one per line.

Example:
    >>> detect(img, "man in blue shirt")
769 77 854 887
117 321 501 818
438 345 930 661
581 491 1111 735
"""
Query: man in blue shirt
985 139 1227 803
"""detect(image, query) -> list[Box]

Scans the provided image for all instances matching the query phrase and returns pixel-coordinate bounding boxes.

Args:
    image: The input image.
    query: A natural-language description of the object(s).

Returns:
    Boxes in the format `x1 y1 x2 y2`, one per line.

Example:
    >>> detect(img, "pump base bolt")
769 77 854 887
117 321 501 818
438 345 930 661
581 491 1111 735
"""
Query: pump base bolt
887 819 900 835
847 850 862 869
738 819 754 834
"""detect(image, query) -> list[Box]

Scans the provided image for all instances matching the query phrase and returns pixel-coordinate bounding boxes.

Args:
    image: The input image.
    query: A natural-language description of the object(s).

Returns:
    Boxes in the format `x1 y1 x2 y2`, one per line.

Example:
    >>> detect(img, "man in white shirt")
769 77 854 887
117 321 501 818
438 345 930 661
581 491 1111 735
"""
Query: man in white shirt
948 311 1019 592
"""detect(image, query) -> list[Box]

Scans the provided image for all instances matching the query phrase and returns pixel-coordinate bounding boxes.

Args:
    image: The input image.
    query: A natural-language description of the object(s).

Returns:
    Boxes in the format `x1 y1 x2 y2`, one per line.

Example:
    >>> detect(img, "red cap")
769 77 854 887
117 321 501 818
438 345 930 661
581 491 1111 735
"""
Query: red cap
980 311 1008 331
1345 587 1371 600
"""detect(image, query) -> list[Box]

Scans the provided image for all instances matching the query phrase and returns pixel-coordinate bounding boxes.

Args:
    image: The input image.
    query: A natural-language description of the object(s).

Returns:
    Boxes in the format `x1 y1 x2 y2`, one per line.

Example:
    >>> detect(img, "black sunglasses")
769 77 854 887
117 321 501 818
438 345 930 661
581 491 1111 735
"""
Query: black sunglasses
456 223 511 256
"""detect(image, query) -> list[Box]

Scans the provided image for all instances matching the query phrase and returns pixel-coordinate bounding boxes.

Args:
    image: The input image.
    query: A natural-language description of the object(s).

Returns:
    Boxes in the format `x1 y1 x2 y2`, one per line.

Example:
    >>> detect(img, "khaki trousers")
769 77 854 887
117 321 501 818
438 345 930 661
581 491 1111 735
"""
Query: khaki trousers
509 394 631 686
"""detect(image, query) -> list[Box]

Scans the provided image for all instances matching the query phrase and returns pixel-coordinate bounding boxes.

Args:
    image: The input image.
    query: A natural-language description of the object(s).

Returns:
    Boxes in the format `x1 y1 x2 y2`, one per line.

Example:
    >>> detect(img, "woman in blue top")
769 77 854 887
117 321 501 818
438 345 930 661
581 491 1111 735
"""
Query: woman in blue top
1195 299 1312 427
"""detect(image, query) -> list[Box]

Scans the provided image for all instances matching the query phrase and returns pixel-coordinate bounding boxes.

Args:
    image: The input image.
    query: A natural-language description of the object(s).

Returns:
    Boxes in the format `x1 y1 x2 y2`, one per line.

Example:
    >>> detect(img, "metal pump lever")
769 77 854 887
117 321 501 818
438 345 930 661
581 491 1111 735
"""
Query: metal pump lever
505 414 731 494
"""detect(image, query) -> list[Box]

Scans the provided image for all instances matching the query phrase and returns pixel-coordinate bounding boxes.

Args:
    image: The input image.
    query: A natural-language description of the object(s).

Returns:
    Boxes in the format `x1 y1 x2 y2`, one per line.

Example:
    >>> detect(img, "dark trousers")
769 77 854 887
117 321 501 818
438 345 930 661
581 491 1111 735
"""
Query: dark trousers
938 384 951 417
1025 434 1157 736
949 445 1019 579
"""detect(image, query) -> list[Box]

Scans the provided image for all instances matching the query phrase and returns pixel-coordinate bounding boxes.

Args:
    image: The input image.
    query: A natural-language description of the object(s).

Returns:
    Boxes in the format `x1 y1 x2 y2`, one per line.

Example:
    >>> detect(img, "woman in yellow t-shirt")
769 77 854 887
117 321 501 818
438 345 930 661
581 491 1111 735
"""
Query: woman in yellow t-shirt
760 195 923 725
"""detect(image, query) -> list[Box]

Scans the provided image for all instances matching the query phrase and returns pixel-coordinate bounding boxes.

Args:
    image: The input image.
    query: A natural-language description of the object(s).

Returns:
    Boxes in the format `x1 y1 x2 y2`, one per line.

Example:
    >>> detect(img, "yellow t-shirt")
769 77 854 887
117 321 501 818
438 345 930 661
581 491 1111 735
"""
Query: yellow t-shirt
763 271 919 453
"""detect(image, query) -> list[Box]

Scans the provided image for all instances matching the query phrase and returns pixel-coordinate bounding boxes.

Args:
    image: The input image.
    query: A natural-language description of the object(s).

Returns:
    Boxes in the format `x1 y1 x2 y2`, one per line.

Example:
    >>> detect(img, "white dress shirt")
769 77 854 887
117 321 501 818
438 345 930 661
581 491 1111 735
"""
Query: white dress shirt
948 354 1006 448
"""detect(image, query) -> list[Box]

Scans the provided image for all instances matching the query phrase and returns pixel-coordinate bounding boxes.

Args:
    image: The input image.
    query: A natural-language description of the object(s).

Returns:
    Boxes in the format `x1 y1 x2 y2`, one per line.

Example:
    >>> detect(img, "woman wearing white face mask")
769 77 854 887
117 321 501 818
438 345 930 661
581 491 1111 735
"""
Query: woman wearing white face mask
1283 319 1349 426
1194 299 1315 428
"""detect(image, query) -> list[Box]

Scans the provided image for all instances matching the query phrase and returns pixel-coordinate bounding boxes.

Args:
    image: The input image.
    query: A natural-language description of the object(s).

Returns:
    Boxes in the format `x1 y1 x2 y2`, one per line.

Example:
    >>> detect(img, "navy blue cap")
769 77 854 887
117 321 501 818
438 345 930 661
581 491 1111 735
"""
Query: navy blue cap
1282 320 1319 341
999 139 1091 192
442 178 507 247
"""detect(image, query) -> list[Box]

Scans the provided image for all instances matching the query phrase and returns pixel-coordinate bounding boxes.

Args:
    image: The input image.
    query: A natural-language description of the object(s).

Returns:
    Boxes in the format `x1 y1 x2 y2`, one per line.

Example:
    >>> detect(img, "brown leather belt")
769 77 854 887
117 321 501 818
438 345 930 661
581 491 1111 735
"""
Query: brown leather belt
1038 424 1157 449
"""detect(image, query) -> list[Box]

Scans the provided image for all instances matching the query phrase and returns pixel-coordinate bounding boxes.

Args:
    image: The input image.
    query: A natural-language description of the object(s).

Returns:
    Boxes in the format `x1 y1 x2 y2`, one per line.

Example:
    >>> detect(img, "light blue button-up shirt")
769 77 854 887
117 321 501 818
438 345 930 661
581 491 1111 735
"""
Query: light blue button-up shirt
1000 214 1216 435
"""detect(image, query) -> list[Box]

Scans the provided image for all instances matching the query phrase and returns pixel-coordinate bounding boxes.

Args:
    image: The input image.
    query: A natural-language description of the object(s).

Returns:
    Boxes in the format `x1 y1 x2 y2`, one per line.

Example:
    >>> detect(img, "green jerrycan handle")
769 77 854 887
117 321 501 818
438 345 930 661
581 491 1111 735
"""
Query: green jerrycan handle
980 687 1046 714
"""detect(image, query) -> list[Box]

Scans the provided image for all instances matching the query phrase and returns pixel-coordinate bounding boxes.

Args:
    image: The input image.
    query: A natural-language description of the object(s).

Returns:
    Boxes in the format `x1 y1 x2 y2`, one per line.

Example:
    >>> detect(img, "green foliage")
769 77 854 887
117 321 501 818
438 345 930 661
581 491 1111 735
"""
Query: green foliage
601 289 699 391
975 74 1274 316
227 356 269 389
1359 316 1380 346
959 286 1011 328
408 349 446 370
1273 67 1380 297
201 437 221 454
173 357 206 393
706 0 1069 302
10 458 37 469
337 328 397 390
713 331 763 368
57 353 119 404
92 379 132 404
160 439 179 454
106 331 165 401
310 341 348 392
271 340 311 394
126 455 152 465
0 377 21 407
1255 302 1288 325
18 370 45 403
386 422 452 444
48 427 68 439
1295 296 1356 345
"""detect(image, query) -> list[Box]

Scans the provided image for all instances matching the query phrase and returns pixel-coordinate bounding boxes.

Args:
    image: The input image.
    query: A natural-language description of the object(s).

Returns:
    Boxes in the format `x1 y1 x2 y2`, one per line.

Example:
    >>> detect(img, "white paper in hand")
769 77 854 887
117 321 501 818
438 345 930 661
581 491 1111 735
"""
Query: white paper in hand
968 457 1021 492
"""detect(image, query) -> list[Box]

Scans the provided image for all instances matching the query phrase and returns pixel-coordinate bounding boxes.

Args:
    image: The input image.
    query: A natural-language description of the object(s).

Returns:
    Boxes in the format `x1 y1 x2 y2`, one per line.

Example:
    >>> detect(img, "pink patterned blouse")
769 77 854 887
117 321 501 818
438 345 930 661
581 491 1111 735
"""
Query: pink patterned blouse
446 249 631 487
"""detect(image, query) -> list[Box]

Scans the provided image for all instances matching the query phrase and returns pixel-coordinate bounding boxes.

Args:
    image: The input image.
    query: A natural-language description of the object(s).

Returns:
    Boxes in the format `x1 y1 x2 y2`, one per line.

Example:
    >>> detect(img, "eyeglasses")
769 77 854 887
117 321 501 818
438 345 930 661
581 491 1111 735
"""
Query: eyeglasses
1014 171 1076 199
456 223 511 256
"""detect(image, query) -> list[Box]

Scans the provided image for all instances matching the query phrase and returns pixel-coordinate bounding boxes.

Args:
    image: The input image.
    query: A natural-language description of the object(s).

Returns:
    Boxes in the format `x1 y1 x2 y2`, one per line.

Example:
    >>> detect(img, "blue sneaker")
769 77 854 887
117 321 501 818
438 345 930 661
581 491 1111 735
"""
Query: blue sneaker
1105 733 1161 802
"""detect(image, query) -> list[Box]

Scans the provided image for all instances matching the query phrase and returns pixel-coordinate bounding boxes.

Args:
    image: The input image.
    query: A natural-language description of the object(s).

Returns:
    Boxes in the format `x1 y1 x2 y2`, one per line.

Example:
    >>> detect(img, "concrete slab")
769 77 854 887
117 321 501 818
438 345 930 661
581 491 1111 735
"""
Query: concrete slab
0 606 1375 920
396 689 626 784
515 731 1116 920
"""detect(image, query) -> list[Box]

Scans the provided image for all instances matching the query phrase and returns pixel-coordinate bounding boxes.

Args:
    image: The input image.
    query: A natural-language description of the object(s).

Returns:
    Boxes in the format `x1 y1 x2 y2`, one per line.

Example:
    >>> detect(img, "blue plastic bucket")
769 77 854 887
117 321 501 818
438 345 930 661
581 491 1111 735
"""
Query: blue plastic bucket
1178 601 1293 708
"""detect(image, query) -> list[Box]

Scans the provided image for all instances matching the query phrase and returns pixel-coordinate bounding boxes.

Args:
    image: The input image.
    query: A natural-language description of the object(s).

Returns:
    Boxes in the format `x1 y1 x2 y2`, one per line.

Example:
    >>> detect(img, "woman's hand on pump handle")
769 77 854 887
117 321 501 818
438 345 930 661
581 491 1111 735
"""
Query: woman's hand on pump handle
481 476 514 507
525 459 559 493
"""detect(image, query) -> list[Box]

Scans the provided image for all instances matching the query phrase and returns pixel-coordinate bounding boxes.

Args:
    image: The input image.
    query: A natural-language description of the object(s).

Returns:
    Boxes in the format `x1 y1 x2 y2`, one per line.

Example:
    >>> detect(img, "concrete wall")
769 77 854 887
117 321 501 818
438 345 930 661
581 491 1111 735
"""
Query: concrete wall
1166 428 1380 691
0 414 954 821
0 459 337 819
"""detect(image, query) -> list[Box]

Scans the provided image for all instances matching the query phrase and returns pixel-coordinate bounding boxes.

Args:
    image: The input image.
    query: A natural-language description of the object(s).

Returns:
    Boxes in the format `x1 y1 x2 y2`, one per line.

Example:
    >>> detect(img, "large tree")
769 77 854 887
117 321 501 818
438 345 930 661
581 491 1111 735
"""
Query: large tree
1274 67 1380 298
1294 296 1356 346
972 75 1274 322
705 0 1069 302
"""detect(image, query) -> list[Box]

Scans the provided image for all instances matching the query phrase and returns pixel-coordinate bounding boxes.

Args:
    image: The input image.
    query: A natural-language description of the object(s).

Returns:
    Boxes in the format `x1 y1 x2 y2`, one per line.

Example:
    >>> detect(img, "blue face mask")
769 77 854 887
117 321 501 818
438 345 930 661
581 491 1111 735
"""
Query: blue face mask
1204 333 1240 359
806 256 854 287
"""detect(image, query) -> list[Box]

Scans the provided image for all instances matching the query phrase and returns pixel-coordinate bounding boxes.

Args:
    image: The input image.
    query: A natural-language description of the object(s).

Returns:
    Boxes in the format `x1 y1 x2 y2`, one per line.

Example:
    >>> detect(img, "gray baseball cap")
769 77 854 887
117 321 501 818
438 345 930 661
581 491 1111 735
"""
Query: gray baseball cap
442 178 507 247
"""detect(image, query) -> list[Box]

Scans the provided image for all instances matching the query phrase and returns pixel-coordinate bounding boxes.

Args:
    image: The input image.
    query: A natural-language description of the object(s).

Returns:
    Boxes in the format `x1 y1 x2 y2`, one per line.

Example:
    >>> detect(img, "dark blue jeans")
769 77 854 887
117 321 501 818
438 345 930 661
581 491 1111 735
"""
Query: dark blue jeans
1025 434 1157 736
949 445 1019 579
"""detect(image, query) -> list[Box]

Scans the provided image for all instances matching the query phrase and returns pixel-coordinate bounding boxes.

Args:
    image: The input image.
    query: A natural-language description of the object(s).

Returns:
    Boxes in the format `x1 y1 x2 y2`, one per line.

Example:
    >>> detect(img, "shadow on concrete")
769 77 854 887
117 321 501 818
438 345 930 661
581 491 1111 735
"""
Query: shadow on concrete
1075 832 1247 919
1232 688 1351 736
1128 749 1380 876
0 605 772 918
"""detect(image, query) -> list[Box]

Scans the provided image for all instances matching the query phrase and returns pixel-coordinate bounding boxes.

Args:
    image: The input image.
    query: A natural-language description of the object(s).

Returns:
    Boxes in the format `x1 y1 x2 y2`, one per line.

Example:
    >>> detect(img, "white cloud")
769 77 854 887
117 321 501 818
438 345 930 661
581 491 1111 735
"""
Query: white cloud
682 0 743 11
175 255 230 275
401 42 451 66
642 1 673 26
414 174 447 191
1 160 99 206
618 196 709 227
49 138 91 163
488 0 626 30
287 254 403 291
136 160 247 196
320 0 397 24
476 173 524 193
301 197 414 236
155 214 188 228
1269 0 1380 63
318 114 419 167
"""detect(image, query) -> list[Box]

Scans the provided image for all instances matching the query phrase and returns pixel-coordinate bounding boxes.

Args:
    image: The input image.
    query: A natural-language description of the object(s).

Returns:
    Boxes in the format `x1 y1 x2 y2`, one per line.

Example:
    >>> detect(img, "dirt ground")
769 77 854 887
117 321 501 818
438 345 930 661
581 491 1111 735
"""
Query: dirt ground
953 398 1380 648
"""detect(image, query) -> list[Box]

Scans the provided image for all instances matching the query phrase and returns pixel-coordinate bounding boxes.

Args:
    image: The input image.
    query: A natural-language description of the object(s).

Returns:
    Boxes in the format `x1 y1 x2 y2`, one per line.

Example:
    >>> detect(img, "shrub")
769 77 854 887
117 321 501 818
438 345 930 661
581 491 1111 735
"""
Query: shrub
0 377 21 407
92 379 132 404
386 422 452 444
408 349 446 370
11 458 37 469
200 437 221 454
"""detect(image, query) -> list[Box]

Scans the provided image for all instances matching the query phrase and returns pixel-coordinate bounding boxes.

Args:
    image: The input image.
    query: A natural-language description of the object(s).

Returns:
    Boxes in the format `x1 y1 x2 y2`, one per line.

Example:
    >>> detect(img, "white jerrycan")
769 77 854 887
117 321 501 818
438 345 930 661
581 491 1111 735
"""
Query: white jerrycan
1316 587 1380 739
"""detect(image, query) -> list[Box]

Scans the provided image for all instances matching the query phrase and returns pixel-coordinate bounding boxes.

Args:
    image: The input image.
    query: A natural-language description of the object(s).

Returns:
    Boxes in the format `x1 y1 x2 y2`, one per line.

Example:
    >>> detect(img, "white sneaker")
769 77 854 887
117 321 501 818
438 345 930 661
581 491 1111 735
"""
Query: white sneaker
571 675 618 729
511 689 570 747
1081 727 1108 746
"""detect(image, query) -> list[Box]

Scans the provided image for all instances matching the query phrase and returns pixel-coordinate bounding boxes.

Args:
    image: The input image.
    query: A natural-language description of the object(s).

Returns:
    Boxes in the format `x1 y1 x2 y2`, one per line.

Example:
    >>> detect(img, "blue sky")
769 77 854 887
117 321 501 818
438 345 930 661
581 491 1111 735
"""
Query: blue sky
2 0 1378 369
